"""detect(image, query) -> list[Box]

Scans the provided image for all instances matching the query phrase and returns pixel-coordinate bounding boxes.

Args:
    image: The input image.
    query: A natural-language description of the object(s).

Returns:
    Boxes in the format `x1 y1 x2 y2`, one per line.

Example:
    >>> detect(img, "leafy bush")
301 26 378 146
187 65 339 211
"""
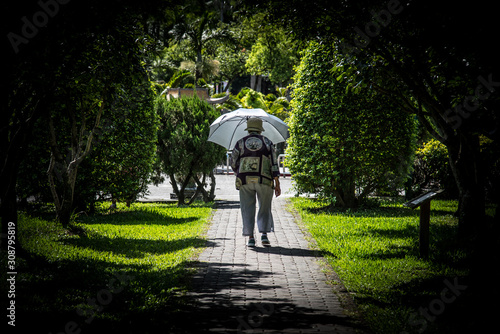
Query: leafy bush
412 139 457 197
413 139 449 188
265 93 277 102
287 42 416 207
214 94 242 113
269 97 290 121
17 80 159 214
244 28 299 85
236 87 251 100
167 70 193 88
75 82 159 210
231 88 290 121
240 89 268 110
156 96 226 205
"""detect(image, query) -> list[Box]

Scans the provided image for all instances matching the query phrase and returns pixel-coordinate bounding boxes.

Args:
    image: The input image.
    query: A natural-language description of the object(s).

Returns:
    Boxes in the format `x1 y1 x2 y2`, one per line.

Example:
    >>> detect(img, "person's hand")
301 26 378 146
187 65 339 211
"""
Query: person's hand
274 178 281 197
275 185 281 197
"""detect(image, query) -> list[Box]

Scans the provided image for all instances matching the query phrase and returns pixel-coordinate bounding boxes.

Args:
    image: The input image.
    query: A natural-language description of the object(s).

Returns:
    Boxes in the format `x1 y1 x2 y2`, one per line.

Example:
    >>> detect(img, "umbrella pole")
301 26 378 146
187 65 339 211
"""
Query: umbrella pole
227 117 248 150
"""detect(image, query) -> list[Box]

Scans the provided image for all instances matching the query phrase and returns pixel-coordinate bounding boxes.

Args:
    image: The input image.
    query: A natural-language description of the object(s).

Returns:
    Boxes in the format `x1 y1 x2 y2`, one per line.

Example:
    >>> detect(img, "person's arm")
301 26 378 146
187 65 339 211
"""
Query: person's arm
263 137 281 197
268 142 281 197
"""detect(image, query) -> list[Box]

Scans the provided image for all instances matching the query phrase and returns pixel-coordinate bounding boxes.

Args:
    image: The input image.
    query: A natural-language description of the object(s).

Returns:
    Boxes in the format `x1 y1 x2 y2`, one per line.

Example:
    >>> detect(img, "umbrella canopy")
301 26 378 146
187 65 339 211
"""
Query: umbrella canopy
207 108 289 150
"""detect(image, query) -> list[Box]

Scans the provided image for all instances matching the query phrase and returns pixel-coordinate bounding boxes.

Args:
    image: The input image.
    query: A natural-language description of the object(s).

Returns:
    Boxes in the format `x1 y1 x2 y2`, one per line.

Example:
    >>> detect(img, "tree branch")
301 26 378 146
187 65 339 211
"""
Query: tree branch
47 154 61 211
70 96 105 169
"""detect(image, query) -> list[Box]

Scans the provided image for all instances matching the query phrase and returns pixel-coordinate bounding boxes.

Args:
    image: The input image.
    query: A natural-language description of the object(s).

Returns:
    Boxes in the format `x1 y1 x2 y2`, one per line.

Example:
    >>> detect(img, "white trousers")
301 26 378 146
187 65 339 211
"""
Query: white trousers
239 182 274 236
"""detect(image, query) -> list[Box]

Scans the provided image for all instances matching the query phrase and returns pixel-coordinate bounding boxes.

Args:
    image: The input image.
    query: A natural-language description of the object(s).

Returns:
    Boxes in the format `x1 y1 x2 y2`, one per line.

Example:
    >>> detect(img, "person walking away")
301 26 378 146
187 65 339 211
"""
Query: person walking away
231 117 281 247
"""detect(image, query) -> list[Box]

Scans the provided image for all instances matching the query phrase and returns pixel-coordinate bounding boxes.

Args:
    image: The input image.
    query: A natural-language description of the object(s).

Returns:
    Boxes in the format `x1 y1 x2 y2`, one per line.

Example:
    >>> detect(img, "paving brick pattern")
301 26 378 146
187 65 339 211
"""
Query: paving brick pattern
173 195 369 333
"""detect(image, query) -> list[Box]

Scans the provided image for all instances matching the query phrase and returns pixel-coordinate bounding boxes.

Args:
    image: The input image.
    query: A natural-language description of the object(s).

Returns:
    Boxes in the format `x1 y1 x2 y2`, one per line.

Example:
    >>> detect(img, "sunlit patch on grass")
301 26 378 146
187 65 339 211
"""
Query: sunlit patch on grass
290 197 469 334
3 201 214 332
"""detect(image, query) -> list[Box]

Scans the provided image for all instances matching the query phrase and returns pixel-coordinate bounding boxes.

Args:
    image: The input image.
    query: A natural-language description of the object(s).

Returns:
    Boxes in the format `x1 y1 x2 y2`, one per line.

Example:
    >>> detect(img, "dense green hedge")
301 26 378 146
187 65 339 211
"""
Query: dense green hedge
287 42 416 206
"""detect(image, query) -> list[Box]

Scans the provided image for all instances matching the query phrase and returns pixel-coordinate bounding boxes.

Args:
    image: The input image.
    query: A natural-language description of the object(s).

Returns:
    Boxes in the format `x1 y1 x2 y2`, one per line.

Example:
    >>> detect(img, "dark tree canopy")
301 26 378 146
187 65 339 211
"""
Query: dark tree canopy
1 0 175 240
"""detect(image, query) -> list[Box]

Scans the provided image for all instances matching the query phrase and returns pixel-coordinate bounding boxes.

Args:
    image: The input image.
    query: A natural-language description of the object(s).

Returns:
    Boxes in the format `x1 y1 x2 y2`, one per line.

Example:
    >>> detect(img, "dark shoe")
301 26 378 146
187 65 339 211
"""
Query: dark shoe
247 237 256 247
261 235 271 247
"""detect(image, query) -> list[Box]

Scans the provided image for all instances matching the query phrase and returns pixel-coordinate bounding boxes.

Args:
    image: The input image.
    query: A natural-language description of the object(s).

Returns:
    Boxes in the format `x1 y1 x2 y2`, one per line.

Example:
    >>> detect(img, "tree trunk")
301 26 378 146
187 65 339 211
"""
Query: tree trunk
447 133 485 237
169 173 184 206
250 75 256 91
46 96 105 226
208 170 217 201
47 153 77 228
256 76 262 93
334 177 357 208
58 197 73 227
170 172 194 206
343 179 357 208
193 170 217 203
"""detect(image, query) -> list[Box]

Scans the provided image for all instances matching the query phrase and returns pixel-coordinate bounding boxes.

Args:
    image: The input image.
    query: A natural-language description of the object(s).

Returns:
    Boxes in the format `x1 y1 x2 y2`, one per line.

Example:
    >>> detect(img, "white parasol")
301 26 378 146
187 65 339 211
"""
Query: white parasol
207 108 289 150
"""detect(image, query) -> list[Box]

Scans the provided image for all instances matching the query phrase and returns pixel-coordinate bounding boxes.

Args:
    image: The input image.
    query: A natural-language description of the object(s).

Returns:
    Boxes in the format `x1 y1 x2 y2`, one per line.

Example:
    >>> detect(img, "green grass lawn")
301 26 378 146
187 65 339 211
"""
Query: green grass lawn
1 201 213 333
290 197 479 334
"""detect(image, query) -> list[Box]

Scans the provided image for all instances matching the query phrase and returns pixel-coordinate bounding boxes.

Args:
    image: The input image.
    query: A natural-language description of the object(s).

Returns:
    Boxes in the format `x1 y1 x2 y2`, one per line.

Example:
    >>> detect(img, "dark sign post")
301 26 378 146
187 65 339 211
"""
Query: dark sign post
404 189 444 258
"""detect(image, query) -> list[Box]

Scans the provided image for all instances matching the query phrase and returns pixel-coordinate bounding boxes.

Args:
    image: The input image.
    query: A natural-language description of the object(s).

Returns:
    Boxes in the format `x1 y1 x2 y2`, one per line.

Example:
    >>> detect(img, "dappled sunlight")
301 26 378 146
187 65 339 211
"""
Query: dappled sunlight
8 202 214 332
291 197 470 333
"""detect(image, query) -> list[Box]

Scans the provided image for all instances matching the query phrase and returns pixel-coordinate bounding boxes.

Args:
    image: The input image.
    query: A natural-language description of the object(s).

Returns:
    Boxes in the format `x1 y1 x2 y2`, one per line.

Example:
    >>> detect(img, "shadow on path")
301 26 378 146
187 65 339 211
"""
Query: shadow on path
169 197 371 333
172 262 367 334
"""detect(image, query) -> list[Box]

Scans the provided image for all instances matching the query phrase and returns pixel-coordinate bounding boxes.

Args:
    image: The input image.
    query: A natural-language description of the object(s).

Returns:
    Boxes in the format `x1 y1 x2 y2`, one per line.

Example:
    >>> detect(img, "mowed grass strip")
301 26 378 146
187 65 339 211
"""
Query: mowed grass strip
3 201 214 332
290 197 469 334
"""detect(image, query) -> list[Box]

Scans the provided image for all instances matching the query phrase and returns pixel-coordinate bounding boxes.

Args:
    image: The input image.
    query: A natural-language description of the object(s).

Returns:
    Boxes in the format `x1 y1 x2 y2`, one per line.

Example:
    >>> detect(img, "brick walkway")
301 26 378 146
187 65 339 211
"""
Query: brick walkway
172 195 369 333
